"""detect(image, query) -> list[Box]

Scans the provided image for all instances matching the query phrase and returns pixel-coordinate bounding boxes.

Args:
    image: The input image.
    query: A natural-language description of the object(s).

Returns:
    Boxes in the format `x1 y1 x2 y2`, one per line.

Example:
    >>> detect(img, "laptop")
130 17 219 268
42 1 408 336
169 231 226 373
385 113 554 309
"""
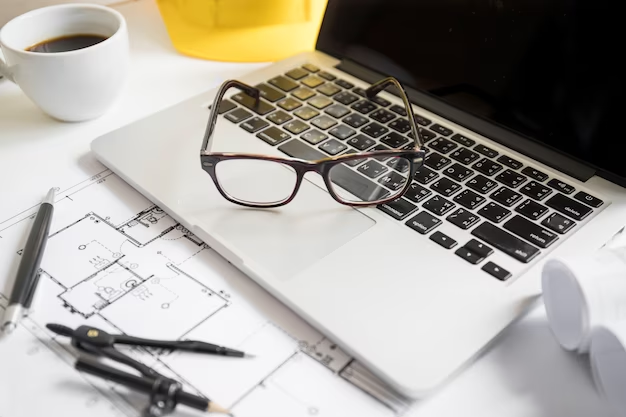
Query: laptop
92 0 626 398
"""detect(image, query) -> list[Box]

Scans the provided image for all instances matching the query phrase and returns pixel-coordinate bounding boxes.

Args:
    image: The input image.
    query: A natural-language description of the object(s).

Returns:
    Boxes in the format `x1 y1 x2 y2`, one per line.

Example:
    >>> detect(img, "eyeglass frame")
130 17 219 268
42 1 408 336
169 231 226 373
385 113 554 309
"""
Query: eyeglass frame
200 76 427 208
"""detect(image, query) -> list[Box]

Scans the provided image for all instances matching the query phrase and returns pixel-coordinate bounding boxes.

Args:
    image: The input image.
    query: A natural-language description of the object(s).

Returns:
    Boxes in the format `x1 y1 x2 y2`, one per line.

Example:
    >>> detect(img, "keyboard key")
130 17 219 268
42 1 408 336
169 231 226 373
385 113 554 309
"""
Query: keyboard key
430 124 453 136
497 155 523 170
317 83 341 96
308 96 333 109
334 91 359 105
318 71 337 81
256 126 290 145
521 167 549 182
474 144 498 158
302 63 320 72
451 133 476 147
574 191 604 208
416 128 436 142
454 189 486 209
490 186 523 207
378 170 408 191
380 132 409 148
335 79 354 89
352 87 367 97
283 120 310 134
301 129 328 145
386 158 410 174
479 202 511 223
361 122 389 138
404 182 432 203
319 138 348 156
542 212 576 234
496 169 527 188
267 110 293 125
504 216 558 249
472 158 503 176
357 159 388 178
423 195 456 216
424 152 452 170
547 179 575 194
256 84 286 102
286 67 308 80
232 93 276 115
450 148 480 165
467 175 498 194
520 181 552 201
329 124 356 140
430 177 462 197
371 144 390 153
406 211 442 234
430 231 458 249
224 108 252 123
414 115 432 126
472 222 540 263
278 97 303 111
340 149 366 167
389 104 407 116
515 199 549 220
217 99 236 114
325 104 351 119
545 193 592 221
443 163 474 181
447 208 480 230
389 118 411 133
311 115 338 130
465 239 494 258
455 247 483 264
342 114 369 128
269 75 299 92
294 107 320 121
428 138 458 154
278 140 325 160
371 96 391 107
240 117 269 133
377 198 417 220
351 100 377 114
301 75 325 88
291 87 316 101
370 109 397 124
328 164 390 201
413 166 439 184
482 262 512 281
347 134 376 151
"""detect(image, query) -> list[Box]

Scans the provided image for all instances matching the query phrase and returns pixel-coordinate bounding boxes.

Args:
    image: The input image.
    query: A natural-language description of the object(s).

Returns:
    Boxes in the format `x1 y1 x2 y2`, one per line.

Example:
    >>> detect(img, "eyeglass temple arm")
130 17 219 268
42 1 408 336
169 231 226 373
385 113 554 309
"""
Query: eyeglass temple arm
366 77 424 150
201 80 260 152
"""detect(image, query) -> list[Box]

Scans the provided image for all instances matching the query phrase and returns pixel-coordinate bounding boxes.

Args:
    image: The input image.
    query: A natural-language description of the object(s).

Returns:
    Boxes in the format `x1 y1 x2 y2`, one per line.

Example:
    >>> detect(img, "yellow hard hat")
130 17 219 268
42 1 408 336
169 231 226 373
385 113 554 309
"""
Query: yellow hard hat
156 0 328 62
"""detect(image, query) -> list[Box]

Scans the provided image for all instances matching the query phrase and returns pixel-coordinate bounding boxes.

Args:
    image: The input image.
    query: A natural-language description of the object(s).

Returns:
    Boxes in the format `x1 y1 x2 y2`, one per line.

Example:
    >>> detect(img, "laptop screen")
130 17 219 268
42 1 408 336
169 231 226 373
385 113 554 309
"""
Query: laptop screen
317 0 625 180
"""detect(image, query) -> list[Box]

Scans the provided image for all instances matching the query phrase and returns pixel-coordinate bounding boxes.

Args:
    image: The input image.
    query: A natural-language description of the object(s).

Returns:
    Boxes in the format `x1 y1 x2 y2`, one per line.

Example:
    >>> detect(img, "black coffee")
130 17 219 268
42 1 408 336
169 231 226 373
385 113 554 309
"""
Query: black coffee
26 34 107 53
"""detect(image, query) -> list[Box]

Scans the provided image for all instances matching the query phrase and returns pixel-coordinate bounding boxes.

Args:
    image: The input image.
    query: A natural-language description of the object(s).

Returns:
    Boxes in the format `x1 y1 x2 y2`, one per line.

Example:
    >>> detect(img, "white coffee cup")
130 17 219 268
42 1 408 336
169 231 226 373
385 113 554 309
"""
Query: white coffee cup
0 4 129 122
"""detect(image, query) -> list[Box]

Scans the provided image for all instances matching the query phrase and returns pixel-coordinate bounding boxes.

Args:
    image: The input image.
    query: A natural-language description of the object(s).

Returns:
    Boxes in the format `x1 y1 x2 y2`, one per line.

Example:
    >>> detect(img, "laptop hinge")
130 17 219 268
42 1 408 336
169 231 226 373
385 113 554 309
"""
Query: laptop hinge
336 59 596 183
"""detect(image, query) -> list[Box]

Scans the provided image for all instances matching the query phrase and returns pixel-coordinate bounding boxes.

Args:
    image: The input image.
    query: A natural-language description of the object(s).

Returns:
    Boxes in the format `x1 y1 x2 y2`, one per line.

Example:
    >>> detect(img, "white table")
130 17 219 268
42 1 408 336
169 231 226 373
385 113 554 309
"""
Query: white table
0 1 616 416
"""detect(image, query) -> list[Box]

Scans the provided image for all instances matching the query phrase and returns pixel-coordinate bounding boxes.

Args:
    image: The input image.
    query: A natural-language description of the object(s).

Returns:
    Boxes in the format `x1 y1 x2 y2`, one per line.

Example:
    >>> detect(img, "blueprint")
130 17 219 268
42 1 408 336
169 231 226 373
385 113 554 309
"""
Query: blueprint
0 166 410 417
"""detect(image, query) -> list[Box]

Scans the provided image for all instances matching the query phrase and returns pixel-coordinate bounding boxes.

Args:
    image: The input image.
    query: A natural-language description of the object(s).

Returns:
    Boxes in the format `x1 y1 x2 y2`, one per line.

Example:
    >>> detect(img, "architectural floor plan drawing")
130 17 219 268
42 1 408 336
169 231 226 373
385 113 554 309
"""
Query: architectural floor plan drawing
0 168 409 417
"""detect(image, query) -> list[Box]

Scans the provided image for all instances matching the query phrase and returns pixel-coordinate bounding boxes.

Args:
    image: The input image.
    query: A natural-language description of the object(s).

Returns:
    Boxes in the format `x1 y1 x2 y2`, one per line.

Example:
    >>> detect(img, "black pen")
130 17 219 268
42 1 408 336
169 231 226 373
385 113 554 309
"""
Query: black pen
2 188 55 334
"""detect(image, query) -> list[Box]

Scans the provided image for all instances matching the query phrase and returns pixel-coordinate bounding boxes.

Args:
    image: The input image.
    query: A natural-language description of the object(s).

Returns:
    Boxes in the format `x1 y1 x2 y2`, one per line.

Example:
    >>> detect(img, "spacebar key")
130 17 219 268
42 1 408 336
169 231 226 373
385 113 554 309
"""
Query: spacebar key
329 164 390 202
471 222 540 263
278 139 326 160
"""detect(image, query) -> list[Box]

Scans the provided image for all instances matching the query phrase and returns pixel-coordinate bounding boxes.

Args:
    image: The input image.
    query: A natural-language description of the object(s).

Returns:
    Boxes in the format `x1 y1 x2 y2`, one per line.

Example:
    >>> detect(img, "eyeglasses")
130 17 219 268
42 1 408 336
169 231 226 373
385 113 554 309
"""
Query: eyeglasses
200 76 426 208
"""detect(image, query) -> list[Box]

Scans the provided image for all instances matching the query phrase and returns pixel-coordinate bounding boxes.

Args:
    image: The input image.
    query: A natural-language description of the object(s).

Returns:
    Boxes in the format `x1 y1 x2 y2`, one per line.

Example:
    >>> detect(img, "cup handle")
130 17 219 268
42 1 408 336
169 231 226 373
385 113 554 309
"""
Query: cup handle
0 53 15 83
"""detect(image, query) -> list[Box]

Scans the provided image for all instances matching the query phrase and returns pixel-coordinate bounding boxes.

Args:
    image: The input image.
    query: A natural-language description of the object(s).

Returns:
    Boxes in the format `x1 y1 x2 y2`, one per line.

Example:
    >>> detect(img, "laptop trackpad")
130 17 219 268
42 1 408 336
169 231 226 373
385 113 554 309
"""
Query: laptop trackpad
211 175 375 281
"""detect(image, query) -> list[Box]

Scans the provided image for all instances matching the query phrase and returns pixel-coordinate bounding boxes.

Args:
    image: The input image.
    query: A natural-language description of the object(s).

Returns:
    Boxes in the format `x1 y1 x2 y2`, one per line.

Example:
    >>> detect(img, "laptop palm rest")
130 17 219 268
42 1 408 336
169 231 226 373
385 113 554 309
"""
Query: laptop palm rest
203 174 375 281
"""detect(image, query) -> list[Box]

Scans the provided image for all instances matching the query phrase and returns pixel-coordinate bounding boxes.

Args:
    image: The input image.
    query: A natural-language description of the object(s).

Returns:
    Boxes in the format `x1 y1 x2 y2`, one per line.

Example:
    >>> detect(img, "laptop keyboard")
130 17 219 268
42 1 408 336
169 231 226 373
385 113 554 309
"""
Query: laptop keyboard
215 63 605 282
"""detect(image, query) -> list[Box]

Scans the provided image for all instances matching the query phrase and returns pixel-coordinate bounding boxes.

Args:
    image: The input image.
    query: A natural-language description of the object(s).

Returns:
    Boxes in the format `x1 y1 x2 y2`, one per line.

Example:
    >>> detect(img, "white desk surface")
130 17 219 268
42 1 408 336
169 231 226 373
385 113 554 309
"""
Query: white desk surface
0 1 616 416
